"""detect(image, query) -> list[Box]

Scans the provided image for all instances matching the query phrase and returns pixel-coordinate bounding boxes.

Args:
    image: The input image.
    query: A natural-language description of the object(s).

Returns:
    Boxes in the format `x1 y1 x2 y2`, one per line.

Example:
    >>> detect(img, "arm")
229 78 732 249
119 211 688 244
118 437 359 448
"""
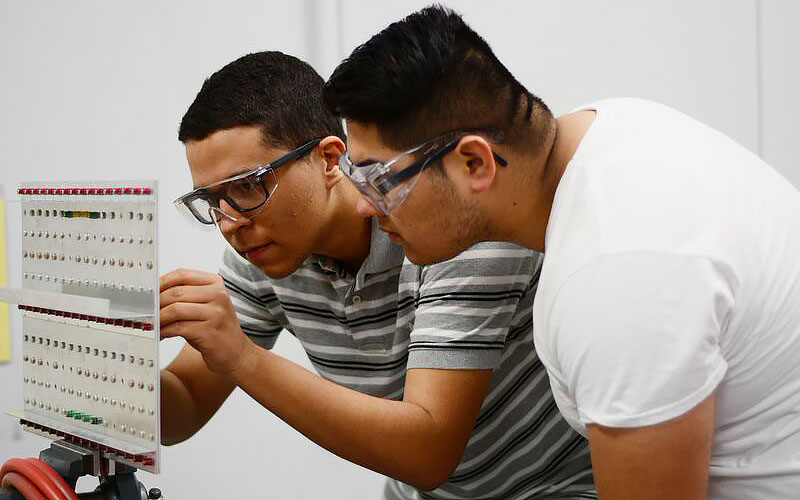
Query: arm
160 343 236 445
160 269 492 490
541 253 732 498
235 350 492 490
587 394 715 500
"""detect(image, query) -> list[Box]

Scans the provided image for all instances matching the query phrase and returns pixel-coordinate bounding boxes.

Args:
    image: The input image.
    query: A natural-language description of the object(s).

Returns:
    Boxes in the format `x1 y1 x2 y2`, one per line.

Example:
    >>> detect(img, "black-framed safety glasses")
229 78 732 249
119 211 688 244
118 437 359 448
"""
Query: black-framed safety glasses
339 129 507 215
175 137 322 226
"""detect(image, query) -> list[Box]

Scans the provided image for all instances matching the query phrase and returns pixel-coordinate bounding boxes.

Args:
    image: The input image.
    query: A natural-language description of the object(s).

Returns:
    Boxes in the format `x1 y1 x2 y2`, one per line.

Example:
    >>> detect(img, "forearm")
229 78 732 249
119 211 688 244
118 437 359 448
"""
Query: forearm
159 357 236 445
160 368 205 445
231 346 469 490
157 269 492 488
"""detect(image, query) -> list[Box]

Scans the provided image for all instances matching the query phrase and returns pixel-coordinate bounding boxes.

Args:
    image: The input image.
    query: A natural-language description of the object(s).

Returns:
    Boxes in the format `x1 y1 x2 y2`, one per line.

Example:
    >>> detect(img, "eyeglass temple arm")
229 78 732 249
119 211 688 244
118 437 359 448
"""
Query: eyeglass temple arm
377 145 507 193
269 137 323 170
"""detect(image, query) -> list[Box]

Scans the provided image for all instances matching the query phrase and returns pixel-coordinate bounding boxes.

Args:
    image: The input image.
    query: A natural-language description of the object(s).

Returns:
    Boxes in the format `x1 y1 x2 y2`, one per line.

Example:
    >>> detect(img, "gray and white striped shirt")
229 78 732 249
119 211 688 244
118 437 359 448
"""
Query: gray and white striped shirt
219 220 595 500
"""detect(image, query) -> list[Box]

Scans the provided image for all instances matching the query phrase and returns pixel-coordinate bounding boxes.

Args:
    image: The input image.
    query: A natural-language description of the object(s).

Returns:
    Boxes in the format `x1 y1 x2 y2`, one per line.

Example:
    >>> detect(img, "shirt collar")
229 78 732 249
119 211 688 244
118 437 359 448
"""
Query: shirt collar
310 217 405 283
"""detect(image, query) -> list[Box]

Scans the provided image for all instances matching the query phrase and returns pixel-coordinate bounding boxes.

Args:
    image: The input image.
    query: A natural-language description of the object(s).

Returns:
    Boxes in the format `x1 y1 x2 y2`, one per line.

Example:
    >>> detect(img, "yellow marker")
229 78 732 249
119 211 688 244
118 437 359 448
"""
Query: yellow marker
0 192 9 362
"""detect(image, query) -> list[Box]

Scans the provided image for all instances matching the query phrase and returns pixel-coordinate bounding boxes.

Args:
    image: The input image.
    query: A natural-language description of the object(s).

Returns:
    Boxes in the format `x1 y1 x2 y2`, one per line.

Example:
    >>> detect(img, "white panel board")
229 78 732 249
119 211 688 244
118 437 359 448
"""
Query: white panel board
16 181 161 473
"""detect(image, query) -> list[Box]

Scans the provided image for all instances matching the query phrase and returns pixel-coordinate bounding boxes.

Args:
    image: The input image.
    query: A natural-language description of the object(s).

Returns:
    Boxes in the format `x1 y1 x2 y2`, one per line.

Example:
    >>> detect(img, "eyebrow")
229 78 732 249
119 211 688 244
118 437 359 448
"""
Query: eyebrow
354 158 380 168
192 166 262 190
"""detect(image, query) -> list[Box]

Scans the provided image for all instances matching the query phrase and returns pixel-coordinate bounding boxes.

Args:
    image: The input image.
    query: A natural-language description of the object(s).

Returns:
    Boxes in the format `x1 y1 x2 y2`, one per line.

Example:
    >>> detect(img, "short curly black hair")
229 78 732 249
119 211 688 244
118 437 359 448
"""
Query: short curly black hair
179 51 344 149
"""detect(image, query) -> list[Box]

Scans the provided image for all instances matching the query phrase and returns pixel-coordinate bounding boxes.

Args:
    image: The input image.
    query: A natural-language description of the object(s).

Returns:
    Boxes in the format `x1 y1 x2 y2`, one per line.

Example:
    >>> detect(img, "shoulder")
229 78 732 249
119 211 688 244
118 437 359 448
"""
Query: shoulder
418 242 540 280
536 251 736 364
455 241 540 270
542 251 736 310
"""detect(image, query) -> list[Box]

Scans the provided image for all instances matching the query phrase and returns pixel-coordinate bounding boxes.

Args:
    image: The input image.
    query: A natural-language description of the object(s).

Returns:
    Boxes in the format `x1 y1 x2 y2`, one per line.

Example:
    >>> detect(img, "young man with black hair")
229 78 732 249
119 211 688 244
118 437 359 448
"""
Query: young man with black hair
161 51 596 500
323 6 800 500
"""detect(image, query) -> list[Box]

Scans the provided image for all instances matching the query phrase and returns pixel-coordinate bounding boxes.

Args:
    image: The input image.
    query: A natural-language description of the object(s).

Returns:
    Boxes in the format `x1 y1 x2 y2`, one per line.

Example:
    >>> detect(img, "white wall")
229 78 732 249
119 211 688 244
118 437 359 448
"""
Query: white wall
340 0 762 159
760 0 800 188
0 1 797 499
0 1 385 498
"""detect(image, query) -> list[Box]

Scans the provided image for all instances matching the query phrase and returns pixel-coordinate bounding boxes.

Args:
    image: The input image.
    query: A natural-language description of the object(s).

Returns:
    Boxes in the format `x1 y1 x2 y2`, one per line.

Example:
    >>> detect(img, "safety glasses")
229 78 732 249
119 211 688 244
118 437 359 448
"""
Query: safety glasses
339 129 506 214
174 137 322 226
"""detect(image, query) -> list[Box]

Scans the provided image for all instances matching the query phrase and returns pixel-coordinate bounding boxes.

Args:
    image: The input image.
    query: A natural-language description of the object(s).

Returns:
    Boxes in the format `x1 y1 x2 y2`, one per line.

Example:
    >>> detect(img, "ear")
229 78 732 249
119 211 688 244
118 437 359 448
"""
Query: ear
451 135 498 193
317 135 347 189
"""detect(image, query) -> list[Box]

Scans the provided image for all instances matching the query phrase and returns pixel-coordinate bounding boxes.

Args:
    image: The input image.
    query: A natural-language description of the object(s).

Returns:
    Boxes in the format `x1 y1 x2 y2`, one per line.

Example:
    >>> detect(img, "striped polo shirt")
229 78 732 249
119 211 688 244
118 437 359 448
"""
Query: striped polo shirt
219 219 595 500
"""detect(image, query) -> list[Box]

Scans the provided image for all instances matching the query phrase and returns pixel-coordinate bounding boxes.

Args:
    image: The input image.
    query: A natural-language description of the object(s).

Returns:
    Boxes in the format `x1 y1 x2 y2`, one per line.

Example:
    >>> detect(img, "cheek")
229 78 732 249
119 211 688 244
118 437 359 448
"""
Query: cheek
428 199 474 249
274 187 329 248
268 177 309 219
283 168 325 216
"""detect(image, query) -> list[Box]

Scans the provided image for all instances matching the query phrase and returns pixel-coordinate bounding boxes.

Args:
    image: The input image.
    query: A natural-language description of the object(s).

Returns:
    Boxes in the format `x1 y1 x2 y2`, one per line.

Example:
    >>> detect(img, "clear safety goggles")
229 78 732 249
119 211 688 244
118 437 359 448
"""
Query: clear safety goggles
174 137 322 226
339 129 506 215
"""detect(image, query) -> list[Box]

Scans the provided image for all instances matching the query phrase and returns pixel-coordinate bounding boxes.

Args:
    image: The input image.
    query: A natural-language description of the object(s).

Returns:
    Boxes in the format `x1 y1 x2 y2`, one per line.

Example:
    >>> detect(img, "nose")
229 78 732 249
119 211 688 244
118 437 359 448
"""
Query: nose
215 199 251 234
356 196 383 217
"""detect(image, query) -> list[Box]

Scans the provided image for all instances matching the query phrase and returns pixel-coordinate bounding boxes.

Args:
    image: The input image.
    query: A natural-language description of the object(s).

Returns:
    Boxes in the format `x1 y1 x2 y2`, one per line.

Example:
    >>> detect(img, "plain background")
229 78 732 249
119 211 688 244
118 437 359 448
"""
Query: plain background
1 1 798 498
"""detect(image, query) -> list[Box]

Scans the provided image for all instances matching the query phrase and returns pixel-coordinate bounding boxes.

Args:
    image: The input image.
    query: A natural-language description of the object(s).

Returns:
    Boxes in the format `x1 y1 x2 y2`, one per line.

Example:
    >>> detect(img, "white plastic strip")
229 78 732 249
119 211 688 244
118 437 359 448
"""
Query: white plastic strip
0 286 110 316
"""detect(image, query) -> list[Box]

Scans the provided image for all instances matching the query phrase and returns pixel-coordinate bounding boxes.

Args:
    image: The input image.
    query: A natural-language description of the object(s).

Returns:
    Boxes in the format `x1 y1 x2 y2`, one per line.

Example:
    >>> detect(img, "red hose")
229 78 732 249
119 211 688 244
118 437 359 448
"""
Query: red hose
1 458 65 500
0 471 48 500
0 458 77 500
25 460 78 500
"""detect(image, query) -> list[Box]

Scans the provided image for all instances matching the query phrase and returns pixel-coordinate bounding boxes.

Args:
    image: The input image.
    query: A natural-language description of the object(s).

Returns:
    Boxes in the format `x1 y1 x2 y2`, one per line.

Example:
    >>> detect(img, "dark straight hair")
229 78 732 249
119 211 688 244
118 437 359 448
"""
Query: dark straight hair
323 5 553 155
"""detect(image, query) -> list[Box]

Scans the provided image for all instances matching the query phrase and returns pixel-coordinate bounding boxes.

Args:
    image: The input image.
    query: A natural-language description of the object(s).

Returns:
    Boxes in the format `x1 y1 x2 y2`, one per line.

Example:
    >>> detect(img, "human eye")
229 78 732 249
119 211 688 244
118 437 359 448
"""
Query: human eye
229 174 261 192
354 158 382 169
386 152 417 174
221 173 263 205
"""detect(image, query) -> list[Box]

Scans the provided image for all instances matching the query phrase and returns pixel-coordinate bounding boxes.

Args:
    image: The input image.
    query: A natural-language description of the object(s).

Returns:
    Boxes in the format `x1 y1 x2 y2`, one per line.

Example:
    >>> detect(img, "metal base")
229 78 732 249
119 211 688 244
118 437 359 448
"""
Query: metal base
0 441 162 500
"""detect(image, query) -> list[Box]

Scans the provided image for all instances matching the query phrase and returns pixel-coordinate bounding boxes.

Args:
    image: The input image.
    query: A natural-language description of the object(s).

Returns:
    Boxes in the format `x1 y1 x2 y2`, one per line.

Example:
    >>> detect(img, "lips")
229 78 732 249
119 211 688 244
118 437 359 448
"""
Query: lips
379 226 402 243
239 243 272 260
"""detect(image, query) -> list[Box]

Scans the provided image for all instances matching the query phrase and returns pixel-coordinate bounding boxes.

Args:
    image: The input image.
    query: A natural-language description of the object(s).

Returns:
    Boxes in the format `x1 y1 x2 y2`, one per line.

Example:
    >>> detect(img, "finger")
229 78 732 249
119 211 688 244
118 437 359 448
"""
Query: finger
160 283 225 308
159 319 205 341
160 301 213 328
160 269 221 292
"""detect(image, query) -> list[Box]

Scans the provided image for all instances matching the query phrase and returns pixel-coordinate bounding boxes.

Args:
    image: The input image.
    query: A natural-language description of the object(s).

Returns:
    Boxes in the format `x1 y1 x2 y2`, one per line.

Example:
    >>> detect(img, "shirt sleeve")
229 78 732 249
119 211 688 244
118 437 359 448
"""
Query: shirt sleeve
407 242 540 370
547 252 732 428
219 247 284 349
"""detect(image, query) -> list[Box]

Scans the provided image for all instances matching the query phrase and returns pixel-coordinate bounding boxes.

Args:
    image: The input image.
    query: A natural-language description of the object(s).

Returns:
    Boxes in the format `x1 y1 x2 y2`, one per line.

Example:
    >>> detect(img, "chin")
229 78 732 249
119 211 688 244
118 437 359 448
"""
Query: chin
403 246 463 266
259 267 294 279
255 261 299 279
252 256 306 280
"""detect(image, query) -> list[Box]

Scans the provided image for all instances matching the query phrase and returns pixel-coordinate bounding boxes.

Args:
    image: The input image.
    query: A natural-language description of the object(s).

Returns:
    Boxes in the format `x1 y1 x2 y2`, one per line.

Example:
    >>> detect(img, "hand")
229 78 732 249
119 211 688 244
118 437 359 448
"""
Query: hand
160 269 256 376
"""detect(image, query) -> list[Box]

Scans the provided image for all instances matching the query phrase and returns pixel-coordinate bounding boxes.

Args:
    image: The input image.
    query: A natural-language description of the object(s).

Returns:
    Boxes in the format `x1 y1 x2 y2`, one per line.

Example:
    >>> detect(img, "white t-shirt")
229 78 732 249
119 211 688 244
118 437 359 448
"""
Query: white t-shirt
533 98 800 498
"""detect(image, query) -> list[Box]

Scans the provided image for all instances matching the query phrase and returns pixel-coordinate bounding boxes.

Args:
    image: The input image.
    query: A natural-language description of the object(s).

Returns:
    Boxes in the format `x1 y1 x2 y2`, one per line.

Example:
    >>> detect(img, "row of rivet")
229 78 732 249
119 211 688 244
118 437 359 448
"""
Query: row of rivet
22 252 153 269
21 274 153 293
22 231 153 244
24 372 155 392
23 335 155 366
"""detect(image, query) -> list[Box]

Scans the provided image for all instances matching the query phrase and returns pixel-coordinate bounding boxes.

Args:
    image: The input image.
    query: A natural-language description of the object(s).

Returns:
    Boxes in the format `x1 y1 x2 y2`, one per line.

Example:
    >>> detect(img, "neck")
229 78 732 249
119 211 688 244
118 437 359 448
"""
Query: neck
488 110 595 252
317 183 372 274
